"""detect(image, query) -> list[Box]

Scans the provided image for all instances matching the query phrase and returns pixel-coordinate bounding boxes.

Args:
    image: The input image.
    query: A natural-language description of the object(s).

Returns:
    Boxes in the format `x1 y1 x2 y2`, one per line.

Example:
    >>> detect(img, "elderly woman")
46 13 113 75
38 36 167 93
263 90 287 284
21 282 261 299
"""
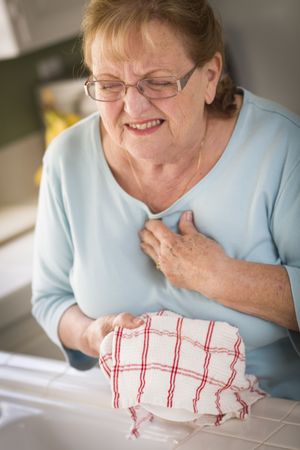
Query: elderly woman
32 0 300 399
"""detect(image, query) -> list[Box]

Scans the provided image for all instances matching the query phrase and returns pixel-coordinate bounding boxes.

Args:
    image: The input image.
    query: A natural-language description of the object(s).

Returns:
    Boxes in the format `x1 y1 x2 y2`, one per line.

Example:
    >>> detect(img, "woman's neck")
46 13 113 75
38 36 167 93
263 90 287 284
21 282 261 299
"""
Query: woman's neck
100 95 243 212
102 124 206 212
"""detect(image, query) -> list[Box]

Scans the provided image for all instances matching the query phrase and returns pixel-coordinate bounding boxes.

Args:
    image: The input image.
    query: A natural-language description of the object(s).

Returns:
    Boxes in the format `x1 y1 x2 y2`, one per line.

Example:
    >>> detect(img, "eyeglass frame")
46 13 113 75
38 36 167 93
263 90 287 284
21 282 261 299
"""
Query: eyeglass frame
84 63 199 102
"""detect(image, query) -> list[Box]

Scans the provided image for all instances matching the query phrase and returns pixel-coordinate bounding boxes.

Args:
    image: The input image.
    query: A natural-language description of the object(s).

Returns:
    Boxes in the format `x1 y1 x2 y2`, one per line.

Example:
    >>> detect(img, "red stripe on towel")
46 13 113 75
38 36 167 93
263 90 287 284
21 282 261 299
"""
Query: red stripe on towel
113 326 123 408
137 317 152 403
120 328 245 361
167 317 184 408
99 353 112 378
236 392 249 419
214 332 242 425
128 406 140 439
193 321 215 413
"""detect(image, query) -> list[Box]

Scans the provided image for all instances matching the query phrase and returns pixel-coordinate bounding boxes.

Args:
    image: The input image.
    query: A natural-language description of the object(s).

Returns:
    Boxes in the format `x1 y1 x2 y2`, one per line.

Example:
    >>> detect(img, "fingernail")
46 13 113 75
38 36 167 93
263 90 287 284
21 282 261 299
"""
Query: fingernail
185 211 193 221
133 317 144 325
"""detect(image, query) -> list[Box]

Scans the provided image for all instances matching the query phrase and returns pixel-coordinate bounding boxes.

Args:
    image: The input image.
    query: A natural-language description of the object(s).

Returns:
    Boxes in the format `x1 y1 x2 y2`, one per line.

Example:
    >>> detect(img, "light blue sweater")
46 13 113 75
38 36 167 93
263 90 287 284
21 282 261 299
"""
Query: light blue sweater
32 89 300 399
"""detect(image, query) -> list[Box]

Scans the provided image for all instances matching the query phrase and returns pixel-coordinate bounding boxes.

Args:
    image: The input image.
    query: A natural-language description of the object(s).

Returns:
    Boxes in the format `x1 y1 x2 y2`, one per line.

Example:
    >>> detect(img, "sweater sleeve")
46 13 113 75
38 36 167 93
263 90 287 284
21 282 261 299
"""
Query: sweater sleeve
271 157 300 350
31 145 97 370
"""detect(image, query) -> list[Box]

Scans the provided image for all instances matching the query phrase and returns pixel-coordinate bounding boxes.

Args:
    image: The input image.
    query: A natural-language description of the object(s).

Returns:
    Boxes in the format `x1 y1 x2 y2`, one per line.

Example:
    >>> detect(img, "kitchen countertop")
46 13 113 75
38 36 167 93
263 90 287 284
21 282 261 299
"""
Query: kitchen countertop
0 231 34 300
0 232 34 333
0 351 299 449
0 230 299 448
0 198 37 245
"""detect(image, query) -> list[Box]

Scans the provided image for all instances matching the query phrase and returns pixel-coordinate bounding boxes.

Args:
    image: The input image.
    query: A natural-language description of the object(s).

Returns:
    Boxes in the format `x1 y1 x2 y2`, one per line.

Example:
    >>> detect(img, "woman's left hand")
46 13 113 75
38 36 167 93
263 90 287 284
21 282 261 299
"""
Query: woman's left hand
139 211 230 298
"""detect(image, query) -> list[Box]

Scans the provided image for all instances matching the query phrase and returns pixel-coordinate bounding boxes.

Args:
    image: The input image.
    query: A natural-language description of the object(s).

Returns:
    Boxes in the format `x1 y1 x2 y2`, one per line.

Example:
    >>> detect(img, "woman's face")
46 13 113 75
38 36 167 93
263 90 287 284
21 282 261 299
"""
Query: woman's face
90 21 221 164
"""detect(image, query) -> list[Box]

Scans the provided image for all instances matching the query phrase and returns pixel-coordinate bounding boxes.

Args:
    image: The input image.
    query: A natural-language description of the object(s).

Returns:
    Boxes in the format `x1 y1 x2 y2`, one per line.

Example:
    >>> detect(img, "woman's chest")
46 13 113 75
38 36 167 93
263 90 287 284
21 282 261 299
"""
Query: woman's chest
67 185 278 319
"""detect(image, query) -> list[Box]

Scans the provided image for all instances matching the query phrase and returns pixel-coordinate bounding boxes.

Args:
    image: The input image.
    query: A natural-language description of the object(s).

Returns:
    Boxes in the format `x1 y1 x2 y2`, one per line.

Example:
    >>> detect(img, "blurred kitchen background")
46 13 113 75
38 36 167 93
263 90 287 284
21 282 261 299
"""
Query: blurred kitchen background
0 0 299 360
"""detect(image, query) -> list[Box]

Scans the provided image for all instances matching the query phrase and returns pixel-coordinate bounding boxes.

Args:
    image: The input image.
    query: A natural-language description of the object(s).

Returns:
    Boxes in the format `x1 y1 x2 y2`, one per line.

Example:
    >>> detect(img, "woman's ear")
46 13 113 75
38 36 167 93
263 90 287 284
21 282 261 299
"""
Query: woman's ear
204 52 222 105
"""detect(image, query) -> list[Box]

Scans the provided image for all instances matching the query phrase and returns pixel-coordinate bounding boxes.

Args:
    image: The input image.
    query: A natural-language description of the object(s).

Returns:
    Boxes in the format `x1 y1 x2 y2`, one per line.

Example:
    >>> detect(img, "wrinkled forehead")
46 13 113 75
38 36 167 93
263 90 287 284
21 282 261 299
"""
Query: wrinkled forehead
88 20 187 69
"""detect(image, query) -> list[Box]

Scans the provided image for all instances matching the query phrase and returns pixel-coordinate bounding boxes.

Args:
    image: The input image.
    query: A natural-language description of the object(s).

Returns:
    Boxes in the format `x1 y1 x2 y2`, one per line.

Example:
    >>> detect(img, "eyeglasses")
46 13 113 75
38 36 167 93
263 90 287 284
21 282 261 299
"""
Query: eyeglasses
84 64 199 102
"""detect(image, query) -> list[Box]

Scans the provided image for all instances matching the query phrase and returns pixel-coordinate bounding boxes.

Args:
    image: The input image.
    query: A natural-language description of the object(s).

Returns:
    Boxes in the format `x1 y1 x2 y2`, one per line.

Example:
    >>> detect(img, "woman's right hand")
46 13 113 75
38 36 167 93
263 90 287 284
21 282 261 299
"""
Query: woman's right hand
58 305 144 358
79 312 144 358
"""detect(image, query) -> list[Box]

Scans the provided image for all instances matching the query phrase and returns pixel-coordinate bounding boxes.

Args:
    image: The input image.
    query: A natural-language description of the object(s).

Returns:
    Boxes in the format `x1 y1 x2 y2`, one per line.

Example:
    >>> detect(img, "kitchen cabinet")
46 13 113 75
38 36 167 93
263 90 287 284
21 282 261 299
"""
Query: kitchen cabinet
0 0 86 59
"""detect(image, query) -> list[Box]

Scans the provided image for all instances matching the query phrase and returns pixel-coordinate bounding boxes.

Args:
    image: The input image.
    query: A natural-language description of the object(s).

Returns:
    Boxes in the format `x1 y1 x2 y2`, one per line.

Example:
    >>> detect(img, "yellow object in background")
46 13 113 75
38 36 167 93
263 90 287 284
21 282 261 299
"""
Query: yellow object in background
34 87 82 186
34 166 43 187
44 109 81 147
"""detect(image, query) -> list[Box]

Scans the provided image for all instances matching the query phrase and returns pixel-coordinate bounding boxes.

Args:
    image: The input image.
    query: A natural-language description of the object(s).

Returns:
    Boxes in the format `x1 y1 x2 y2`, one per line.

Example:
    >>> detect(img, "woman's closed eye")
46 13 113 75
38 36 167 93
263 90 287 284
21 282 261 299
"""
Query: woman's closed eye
99 81 124 91
144 78 176 88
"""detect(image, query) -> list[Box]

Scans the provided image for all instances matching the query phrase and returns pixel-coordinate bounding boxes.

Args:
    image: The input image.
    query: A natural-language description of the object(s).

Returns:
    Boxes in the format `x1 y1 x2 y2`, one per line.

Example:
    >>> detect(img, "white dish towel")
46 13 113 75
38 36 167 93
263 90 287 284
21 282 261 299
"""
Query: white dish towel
99 310 265 438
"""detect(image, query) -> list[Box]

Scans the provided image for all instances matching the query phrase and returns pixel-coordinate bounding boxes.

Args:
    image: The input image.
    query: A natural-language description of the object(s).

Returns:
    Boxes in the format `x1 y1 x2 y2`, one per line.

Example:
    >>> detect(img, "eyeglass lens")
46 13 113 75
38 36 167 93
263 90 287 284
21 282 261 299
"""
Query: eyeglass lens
87 77 178 101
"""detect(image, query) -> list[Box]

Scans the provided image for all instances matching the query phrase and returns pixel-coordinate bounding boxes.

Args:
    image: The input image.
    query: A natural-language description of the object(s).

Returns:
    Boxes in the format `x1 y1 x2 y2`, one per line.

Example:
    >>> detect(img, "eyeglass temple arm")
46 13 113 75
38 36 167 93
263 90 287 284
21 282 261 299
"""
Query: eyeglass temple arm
178 64 199 91
84 78 92 97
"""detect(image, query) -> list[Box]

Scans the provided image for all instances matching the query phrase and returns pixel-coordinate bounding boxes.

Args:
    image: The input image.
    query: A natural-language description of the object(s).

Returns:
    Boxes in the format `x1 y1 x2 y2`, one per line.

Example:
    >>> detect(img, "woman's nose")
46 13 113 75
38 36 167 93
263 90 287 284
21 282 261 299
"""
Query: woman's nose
123 85 152 117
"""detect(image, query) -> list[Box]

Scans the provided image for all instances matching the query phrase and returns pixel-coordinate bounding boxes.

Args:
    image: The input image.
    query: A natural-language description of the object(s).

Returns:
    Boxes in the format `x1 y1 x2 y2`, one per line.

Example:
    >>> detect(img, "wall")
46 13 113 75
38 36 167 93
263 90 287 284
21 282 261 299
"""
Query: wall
1 0 299 151
0 37 84 149
210 0 300 115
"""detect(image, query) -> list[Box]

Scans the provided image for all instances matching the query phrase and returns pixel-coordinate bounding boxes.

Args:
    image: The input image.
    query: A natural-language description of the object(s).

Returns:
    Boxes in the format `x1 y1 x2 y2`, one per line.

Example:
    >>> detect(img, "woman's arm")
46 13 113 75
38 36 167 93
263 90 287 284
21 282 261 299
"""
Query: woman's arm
32 149 79 348
58 305 144 358
216 258 297 330
140 211 299 331
32 144 143 362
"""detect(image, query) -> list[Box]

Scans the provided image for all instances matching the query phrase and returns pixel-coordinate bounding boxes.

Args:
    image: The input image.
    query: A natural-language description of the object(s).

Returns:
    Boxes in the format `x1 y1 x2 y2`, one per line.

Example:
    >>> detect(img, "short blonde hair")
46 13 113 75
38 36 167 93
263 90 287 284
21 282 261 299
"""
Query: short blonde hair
82 0 237 116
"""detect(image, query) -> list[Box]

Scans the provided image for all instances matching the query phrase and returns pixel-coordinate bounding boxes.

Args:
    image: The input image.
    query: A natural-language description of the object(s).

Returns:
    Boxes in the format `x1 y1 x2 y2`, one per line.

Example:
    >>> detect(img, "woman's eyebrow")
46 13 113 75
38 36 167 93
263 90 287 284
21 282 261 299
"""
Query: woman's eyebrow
93 68 175 79
145 68 174 77
92 72 121 79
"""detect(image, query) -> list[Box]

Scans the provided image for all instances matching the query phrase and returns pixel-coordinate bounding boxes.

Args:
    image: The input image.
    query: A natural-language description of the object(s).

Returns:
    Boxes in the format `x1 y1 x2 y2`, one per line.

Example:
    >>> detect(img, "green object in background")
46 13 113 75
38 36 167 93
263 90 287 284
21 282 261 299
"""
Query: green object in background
0 37 85 149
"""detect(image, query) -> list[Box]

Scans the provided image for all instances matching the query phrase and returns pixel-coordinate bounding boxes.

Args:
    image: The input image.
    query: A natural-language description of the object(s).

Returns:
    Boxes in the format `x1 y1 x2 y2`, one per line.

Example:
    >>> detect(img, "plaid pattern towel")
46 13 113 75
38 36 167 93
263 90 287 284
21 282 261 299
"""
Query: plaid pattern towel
99 310 265 438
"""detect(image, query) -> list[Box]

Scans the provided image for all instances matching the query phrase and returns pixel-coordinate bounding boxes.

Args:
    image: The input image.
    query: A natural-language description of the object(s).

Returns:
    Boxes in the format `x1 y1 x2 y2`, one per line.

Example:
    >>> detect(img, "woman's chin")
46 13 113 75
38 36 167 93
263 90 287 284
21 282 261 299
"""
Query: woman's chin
124 143 172 163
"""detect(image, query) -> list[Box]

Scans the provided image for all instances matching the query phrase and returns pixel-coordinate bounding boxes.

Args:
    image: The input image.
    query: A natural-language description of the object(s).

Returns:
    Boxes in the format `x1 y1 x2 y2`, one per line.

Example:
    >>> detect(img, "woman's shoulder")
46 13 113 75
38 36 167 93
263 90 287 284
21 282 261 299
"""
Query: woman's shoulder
242 88 300 131
237 89 300 181
43 112 100 168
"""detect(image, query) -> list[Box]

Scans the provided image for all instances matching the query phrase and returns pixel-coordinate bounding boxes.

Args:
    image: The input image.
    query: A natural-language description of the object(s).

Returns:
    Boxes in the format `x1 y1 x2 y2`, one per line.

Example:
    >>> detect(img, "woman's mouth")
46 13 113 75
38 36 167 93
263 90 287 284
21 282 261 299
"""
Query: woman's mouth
125 119 164 134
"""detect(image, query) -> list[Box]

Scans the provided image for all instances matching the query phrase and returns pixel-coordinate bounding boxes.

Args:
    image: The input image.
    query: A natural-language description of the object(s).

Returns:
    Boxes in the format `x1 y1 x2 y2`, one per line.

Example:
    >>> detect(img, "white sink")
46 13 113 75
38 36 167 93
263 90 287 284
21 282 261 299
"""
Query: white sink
0 353 193 450
0 400 184 450
1 353 299 450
